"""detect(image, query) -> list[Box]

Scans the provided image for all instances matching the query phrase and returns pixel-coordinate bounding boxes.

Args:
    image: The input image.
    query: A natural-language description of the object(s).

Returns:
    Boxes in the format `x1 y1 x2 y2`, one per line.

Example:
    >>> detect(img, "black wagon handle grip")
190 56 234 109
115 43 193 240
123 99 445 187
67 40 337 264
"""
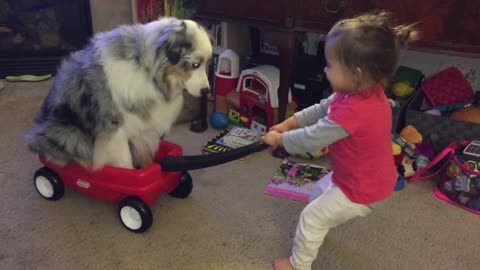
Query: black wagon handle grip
158 142 270 172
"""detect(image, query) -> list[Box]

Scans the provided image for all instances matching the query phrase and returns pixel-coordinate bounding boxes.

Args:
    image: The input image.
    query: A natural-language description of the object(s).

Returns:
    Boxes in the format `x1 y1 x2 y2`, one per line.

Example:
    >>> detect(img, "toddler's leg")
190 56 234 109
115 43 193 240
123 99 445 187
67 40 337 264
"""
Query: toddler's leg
290 172 334 238
288 185 372 270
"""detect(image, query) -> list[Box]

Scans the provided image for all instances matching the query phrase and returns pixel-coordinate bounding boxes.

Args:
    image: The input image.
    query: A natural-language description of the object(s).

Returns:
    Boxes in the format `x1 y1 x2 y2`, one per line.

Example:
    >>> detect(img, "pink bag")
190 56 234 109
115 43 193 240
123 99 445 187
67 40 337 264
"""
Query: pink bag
421 66 474 107
409 141 480 214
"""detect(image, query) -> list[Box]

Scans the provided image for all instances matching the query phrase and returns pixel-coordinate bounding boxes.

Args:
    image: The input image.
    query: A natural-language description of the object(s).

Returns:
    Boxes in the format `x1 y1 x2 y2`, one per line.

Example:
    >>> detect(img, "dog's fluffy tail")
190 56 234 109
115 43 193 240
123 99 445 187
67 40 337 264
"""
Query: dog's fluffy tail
25 123 94 166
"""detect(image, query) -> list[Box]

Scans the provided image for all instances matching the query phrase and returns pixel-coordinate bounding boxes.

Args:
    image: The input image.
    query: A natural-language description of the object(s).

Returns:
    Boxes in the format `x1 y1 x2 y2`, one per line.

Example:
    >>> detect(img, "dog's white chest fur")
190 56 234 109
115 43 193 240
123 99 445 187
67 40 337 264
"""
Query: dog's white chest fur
94 58 184 169
106 59 183 129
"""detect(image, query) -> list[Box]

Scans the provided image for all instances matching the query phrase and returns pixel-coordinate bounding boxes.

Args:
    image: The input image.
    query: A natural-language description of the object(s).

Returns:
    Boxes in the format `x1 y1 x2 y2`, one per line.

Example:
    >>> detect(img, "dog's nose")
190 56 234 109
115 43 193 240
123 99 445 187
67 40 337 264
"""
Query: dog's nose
200 87 210 96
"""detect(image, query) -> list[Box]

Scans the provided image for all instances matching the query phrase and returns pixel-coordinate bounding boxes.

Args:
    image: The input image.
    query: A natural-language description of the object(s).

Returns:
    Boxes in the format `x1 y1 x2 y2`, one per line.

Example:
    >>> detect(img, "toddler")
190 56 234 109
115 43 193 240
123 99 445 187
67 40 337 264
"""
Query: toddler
261 11 419 270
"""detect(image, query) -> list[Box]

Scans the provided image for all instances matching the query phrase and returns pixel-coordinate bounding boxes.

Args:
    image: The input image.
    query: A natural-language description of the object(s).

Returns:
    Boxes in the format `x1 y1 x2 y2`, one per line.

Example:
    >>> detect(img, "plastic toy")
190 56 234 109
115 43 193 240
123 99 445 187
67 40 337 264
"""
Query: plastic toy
209 112 229 129
450 97 480 124
251 120 267 135
394 174 406 191
228 108 243 127
33 140 268 233
392 133 416 159
298 148 329 160
214 49 240 113
463 141 480 161
236 65 294 129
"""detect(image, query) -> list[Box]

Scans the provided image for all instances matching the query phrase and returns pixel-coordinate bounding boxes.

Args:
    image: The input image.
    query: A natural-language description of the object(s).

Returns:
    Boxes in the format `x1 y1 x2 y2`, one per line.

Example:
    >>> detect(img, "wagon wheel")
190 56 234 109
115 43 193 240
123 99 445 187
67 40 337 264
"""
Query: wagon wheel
169 172 193 199
34 167 65 201
118 197 153 233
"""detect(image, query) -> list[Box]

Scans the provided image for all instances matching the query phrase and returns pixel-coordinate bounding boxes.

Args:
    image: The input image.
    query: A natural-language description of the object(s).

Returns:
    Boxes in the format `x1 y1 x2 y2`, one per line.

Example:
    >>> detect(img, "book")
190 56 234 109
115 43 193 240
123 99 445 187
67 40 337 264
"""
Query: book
264 159 331 203
132 0 192 23
202 127 260 161
132 0 165 24
216 126 259 148
202 129 232 154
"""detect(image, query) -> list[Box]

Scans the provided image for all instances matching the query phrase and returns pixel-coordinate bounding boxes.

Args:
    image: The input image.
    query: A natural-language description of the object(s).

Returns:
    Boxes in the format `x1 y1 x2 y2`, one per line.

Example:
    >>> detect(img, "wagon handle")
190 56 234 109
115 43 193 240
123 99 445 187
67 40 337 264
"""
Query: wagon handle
158 142 269 172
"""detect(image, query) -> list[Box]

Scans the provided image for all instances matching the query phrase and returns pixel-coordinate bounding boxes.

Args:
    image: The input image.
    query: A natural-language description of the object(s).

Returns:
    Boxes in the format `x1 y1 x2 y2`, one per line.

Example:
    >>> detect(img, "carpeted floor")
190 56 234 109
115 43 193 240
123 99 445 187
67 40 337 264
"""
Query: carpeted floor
0 80 478 270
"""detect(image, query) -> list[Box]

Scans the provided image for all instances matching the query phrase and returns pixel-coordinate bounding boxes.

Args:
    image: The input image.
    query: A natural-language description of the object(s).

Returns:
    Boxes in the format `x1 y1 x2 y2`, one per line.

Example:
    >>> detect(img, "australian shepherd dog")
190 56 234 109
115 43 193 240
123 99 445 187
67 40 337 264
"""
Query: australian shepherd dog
26 18 212 170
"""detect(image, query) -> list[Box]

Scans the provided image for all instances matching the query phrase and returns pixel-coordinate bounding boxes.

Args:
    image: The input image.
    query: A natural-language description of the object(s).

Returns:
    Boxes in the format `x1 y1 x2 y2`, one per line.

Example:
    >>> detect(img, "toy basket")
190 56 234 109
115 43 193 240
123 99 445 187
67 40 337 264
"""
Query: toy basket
409 141 480 214
389 65 424 132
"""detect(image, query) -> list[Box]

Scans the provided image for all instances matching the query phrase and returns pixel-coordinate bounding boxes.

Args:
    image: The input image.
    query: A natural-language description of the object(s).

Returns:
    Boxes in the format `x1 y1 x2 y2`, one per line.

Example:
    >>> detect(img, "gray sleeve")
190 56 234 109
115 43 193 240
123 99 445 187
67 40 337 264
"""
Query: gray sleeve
281 117 349 155
294 93 336 128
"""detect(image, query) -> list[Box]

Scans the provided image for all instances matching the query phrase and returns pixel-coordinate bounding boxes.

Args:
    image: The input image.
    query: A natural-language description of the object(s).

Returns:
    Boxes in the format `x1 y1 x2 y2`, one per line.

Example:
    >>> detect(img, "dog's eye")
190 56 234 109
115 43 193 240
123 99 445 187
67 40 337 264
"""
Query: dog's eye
191 62 201 69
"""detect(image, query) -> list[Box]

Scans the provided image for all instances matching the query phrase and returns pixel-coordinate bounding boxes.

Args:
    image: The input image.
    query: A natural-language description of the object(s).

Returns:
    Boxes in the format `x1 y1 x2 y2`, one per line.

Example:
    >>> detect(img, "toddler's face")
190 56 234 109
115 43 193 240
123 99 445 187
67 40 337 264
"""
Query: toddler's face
324 41 357 93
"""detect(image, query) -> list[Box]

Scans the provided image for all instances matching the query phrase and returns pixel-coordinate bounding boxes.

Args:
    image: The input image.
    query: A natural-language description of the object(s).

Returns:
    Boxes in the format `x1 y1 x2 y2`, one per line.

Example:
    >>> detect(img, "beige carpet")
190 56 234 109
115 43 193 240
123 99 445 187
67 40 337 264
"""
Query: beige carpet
0 80 478 270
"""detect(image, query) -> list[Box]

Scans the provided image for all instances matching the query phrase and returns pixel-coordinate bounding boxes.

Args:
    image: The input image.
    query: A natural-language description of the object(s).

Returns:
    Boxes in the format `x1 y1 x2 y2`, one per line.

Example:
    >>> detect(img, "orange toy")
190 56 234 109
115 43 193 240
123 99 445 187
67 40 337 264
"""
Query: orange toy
450 92 480 124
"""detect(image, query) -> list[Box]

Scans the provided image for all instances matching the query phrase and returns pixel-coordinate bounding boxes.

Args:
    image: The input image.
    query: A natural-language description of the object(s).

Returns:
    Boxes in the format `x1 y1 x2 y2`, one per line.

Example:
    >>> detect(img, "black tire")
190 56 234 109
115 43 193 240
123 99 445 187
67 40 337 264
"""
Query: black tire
169 172 193 199
34 167 65 201
118 197 153 233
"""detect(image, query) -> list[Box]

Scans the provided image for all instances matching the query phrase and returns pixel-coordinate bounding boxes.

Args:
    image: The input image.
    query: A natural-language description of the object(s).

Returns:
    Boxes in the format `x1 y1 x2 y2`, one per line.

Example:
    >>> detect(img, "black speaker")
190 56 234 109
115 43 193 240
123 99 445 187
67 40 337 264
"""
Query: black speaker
291 40 331 111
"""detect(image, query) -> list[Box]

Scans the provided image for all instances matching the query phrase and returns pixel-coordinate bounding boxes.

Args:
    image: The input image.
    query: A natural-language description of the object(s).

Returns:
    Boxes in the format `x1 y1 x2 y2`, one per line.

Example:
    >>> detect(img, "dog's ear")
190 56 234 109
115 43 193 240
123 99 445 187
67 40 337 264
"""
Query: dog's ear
155 20 192 65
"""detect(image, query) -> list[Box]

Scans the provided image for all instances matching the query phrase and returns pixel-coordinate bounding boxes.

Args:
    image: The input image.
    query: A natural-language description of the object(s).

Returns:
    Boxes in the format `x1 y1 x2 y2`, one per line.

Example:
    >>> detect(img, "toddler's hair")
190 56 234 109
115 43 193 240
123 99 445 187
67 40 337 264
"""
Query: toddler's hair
327 10 420 84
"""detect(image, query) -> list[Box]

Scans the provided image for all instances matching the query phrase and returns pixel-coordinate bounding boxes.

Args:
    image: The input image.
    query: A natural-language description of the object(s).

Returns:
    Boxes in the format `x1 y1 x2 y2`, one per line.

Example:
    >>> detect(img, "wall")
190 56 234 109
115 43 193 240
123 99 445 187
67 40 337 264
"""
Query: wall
90 0 133 33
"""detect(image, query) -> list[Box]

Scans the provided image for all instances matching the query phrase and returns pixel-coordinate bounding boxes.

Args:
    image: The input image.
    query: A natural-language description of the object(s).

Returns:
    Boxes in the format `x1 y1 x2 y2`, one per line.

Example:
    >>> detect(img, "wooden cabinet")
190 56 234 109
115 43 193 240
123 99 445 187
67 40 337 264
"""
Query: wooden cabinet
194 0 480 125
195 0 293 29
293 0 346 31
351 0 480 54
399 0 480 54
197 0 480 55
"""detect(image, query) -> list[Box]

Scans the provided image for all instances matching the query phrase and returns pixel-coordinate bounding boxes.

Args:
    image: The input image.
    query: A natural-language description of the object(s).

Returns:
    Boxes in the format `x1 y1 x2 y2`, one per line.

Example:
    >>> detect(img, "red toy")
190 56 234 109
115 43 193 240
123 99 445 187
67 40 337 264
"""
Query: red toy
33 140 268 233
236 65 295 133
34 141 191 233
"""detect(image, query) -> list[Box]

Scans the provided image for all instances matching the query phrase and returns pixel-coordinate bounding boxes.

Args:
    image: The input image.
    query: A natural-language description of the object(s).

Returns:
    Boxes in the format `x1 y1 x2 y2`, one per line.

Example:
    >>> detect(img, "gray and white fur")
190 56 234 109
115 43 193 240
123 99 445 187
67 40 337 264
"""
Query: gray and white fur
26 17 212 169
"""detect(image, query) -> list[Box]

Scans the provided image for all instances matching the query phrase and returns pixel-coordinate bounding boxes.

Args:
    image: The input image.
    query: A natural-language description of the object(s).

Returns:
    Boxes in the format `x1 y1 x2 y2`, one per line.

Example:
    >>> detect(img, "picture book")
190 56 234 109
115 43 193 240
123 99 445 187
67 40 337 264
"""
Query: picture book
264 159 331 203
202 127 260 162
215 126 259 148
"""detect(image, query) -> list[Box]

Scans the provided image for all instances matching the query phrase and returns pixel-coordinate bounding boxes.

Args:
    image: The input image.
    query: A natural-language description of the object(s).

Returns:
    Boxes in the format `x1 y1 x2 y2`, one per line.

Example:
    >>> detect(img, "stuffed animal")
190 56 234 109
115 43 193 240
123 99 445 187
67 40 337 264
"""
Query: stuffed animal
392 80 415 98
400 125 423 149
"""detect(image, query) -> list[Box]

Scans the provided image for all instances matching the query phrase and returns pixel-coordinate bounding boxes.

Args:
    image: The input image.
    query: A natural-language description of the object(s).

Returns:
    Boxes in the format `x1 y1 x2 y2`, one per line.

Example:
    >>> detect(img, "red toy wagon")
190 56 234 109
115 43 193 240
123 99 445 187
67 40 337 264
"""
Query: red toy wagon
33 140 267 233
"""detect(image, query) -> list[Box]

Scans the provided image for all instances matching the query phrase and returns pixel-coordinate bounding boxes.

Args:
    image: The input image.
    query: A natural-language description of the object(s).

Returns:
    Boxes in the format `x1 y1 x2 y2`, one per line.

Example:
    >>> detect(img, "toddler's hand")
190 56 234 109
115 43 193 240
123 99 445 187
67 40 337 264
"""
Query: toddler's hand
270 122 289 133
261 130 283 150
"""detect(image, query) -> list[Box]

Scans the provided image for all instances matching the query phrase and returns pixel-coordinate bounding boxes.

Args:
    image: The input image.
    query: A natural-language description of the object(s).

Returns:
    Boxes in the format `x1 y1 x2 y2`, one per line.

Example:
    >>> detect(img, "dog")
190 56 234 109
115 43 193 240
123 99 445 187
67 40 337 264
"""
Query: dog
26 17 212 170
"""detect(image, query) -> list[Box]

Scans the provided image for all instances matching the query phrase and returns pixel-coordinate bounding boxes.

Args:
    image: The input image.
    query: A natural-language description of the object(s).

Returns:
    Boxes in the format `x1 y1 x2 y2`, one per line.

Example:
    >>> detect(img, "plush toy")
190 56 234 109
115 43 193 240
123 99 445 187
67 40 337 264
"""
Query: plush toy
401 157 417 178
400 125 423 149
392 142 402 155
424 109 441 116
392 142 403 167
447 163 462 178
392 80 415 98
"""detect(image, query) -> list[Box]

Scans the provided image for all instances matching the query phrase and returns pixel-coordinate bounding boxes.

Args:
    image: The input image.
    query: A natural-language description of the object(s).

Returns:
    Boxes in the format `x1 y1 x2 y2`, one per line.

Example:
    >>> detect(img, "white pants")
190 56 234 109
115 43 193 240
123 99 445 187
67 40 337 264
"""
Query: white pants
290 172 372 270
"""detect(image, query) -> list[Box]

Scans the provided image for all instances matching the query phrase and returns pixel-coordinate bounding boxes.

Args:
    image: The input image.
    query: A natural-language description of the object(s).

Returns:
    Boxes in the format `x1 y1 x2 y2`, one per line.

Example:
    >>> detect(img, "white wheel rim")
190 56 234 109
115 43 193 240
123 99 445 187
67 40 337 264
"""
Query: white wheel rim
120 206 142 230
35 176 54 198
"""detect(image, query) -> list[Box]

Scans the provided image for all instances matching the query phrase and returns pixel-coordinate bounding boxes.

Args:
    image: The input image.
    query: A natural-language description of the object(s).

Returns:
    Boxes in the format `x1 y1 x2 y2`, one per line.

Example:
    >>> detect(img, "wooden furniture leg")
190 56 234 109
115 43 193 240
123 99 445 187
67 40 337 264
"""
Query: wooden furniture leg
269 31 300 123
189 92 208 133
268 31 301 158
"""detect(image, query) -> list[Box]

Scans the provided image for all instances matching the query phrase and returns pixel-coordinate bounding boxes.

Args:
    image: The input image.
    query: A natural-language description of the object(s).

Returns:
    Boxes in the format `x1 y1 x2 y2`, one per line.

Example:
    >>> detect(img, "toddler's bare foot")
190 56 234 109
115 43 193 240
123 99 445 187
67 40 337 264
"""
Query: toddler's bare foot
273 257 296 270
